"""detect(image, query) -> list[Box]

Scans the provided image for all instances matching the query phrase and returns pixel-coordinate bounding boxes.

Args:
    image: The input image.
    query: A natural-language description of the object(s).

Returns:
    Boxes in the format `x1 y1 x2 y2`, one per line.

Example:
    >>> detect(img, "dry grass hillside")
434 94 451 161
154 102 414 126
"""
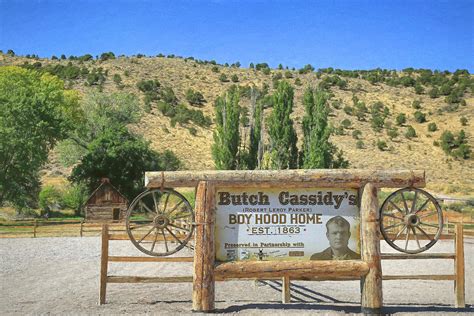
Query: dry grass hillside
1 54 472 196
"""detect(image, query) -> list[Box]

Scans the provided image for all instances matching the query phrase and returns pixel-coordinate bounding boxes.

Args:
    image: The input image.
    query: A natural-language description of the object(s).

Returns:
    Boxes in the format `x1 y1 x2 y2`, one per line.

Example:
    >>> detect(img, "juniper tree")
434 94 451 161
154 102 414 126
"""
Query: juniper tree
212 86 241 169
301 88 348 168
267 81 298 169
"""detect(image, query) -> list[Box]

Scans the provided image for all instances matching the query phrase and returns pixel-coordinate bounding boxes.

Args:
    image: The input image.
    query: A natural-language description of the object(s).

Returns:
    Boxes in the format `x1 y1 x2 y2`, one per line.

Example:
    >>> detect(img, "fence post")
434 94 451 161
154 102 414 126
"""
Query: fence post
33 219 37 238
80 219 84 237
455 223 465 308
99 224 109 305
361 183 383 314
282 276 291 303
192 181 215 312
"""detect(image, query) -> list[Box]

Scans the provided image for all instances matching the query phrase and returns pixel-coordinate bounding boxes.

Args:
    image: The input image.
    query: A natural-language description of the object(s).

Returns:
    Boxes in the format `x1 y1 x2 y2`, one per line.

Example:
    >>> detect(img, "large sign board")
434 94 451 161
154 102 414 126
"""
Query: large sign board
215 188 360 261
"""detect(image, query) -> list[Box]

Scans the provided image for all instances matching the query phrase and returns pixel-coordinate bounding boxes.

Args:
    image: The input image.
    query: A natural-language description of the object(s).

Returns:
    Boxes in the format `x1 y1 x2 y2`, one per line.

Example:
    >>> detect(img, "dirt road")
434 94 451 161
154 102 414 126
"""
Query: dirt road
1 237 473 315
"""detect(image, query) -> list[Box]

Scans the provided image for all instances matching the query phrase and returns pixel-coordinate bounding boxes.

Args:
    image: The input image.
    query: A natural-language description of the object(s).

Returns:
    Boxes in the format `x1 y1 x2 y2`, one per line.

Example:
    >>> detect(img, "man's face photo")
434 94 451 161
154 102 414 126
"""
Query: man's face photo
326 222 350 251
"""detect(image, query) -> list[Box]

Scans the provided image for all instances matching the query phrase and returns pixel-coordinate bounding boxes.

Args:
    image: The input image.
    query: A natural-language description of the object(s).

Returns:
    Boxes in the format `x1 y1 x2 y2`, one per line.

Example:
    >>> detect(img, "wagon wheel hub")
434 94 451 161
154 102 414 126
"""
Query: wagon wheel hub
154 214 169 229
405 214 420 227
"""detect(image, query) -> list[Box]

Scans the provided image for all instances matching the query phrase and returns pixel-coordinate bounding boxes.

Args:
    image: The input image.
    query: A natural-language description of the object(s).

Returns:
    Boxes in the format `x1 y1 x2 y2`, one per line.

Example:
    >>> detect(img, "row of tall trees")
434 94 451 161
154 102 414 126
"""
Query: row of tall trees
212 81 348 170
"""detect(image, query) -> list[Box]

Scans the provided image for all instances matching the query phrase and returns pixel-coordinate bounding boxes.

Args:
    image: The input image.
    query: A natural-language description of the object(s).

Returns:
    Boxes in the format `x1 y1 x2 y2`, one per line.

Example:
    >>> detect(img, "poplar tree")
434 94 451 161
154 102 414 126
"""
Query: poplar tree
212 86 240 169
247 87 263 169
301 88 349 168
267 81 298 169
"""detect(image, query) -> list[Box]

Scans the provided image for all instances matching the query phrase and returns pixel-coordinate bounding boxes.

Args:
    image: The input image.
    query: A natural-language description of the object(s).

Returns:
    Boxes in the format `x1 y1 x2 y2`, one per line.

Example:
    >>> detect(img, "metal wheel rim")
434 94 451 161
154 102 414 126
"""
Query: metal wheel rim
379 187 443 254
125 188 195 257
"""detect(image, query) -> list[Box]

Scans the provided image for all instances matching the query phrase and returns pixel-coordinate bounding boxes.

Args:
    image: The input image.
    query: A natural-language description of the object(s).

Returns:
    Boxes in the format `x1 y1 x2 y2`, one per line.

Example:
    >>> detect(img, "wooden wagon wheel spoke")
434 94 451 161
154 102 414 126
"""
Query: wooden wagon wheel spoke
420 222 439 228
400 191 410 214
150 230 159 252
418 210 438 219
138 226 156 244
166 199 185 216
165 227 186 246
384 222 405 231
168 223 191 232
129 221 154 230
389 200 405 215
414 198 430 215
139 200 154 214
391 225 407 243
126 188 195 257
411 226 421 249
161 228 169 253
410 190 418 214
379 187 443 254
382 213 404 221
152 191 161 215
415 225 433 241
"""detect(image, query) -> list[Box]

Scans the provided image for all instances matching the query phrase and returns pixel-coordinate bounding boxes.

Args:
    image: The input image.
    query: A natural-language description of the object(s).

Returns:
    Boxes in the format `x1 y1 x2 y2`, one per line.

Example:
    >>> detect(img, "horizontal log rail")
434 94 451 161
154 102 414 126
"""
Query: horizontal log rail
108 256 193 262
145 169 425 188
214 260 369 279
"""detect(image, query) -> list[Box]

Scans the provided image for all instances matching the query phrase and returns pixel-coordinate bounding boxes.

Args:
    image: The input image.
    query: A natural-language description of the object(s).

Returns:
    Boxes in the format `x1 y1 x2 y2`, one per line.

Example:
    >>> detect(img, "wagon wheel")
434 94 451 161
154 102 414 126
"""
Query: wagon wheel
379 187 443 254
125 188 195 256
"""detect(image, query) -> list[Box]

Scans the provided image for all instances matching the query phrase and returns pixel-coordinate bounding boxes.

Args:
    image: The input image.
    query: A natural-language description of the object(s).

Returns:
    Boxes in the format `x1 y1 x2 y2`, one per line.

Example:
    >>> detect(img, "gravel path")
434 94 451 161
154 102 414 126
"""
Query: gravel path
1 237 473 315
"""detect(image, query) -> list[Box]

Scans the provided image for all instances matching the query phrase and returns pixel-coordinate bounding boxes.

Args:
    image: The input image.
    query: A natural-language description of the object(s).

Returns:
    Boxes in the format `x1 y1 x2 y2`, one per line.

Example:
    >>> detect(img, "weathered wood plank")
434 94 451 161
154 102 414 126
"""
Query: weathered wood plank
360 183 383 314
107 276 193 283
282 276 291 303
108 256 193 262
381 253 455 260
383 275 455 280
214 260 369 279
145 169 425 188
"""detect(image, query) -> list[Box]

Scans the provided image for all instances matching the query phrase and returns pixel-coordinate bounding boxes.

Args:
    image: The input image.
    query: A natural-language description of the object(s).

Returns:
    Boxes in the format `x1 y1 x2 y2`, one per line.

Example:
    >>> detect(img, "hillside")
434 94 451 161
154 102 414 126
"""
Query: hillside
1 53 472 195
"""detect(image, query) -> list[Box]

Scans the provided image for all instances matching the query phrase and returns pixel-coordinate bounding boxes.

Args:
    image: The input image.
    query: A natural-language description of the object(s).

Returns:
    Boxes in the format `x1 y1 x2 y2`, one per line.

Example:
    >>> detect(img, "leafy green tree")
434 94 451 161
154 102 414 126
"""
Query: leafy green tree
301 88 348 169
61 183 89 216
267 81 298 169
70 126 179 200
0 66 78 208
212 86 241 169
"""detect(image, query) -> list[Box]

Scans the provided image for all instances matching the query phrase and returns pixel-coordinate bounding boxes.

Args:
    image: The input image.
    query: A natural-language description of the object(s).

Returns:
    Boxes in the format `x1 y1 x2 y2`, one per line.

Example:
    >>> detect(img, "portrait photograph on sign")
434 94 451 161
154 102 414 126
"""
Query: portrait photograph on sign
215 187 360 262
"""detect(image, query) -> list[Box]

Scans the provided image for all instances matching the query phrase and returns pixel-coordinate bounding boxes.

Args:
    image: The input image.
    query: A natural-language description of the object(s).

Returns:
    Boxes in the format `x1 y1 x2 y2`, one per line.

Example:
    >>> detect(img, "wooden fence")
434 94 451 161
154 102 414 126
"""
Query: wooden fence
98 223 465 308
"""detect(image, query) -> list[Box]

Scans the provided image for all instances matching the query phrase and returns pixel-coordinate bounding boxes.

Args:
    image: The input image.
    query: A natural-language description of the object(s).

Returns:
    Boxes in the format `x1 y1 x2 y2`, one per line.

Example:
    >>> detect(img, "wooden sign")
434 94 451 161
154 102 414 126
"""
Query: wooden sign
215 187 360 261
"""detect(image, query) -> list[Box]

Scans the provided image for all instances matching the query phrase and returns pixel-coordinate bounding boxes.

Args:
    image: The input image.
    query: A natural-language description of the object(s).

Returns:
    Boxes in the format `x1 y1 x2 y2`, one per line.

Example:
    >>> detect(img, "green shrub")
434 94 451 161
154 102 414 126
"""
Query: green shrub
61 183 88 216
219 73 229 82
211 66 219 73
356 140 364 149
352 130 362 139
262 68 271 75
413 111 427 123
284 71 293 79
188 127 197 136
405 125 417 138
231 74 239 82
460 116 468 126
377 139 388 151
38 186 62 214
341 119 352 129
412 99 422 109
428 87 439 98
428 122 437 132
414 83 424 94
343 105 353 115
396 113 406 125
386 127 399 140
294 78 302 86
185 88 205 106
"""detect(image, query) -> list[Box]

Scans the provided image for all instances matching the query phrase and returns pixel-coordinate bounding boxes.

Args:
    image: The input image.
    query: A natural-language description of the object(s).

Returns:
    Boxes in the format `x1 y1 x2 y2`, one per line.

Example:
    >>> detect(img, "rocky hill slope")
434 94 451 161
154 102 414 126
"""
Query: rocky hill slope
1 53 472 195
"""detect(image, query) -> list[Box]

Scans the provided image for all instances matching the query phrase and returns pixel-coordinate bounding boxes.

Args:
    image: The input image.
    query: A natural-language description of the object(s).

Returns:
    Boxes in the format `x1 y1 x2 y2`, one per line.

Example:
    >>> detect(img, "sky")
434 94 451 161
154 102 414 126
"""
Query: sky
1 0 473 72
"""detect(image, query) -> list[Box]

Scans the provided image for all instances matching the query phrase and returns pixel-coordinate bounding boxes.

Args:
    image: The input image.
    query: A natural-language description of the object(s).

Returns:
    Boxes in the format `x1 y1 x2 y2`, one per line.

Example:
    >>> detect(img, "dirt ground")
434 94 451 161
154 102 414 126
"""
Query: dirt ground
0 237 473 315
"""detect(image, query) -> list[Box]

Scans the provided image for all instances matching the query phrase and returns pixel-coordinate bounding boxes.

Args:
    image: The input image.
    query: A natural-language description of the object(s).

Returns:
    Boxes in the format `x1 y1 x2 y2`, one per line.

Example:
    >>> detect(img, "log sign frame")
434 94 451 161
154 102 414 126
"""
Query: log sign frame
144 169 426 313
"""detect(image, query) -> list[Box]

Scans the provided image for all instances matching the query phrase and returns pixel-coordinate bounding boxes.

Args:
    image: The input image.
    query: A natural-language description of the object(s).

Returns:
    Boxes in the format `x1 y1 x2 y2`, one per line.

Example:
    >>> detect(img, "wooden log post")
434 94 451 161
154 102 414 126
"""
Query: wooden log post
80 219 84 237
192 181 216 312
455 223 465 308
33 219 37 238
282 276 291 303
99 224 109 305
360 183 383 314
